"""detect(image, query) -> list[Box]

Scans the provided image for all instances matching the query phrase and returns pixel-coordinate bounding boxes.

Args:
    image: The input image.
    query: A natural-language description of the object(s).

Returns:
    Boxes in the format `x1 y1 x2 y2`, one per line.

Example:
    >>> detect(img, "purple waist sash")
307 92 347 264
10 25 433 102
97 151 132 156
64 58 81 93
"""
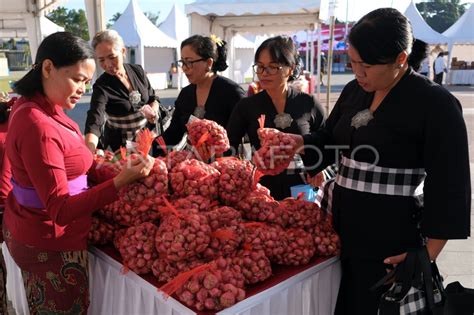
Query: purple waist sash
11 175 88 208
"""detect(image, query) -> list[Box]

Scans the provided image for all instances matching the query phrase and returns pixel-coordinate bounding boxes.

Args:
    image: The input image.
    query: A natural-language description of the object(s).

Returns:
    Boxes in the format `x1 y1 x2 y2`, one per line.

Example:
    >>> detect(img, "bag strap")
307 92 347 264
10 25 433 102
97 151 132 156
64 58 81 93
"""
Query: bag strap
370 250 418 298
370 266 398 292
396 250 419 299
418 247 437 310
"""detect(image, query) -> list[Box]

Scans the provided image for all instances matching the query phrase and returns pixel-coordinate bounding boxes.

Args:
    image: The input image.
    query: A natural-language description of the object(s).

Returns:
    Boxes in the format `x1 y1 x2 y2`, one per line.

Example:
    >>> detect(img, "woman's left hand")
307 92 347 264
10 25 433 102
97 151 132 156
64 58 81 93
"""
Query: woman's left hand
383 252 407 267
383 239 448 268
141 104 157 122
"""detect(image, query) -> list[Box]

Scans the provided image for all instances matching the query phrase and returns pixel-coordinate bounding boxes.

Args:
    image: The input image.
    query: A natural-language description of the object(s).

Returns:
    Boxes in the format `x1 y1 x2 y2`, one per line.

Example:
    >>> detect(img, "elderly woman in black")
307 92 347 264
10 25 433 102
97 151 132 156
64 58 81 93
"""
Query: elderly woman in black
226 36 325 200
85 30 162 152
285 8 470 314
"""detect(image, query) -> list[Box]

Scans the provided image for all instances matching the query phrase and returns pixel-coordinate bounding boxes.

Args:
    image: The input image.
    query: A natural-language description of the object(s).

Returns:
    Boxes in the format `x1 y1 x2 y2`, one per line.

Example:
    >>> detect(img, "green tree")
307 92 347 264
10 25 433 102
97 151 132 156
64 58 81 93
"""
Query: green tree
416 0 467 33
107 12 122 29
47 7 90 40
144 11 161 27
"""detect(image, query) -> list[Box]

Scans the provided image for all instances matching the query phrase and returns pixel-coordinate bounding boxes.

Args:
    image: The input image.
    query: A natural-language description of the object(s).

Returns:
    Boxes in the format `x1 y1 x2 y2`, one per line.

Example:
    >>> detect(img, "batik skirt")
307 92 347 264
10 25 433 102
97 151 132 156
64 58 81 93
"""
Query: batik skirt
3 227 89 315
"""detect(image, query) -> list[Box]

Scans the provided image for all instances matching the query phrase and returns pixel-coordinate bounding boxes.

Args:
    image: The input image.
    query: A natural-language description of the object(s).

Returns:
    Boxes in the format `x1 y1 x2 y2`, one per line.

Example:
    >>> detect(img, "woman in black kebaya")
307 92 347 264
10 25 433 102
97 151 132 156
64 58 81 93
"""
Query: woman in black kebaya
286 8 470 314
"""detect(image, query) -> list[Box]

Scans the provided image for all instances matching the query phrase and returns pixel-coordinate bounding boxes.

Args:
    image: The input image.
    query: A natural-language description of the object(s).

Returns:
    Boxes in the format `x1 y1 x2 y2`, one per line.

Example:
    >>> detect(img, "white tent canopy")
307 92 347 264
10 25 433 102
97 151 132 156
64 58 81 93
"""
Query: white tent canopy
0 0 64 60
233 34 256 83
0 16 64 40
186 0 319 35
443 3 474 44
185 0 319 82
404 1 448 45
159 3 189 46
112 0 178 68
0 0 106 62
158 3 189 82
234 34 255 49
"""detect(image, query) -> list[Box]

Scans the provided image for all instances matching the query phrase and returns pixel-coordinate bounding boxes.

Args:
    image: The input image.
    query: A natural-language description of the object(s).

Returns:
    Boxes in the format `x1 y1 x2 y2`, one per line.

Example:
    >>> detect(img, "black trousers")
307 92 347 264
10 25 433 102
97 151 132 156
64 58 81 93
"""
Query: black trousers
434 72 444 85
335 257 391 315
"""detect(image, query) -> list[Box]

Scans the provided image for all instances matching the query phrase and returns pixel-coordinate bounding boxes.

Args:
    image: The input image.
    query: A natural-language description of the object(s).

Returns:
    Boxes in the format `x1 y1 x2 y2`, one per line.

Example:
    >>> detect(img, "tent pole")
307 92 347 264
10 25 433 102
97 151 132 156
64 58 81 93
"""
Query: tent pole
326 15 336 114
309 23 315 95
446 41 453 85
137 43 145 69
23 11 42 62
305 30 309 71
316 23 322 100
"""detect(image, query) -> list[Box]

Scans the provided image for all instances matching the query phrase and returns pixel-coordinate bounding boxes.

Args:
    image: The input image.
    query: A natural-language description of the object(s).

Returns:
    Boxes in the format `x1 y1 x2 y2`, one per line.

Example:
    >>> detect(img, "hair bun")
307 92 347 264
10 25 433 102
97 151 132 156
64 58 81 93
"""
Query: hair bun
213 40 229 72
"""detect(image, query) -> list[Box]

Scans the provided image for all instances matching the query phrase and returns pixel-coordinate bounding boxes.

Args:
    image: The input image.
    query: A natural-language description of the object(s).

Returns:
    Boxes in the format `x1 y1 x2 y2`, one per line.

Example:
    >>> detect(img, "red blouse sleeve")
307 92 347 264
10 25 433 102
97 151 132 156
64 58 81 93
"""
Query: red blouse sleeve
87 160 117 185
0 133 11 208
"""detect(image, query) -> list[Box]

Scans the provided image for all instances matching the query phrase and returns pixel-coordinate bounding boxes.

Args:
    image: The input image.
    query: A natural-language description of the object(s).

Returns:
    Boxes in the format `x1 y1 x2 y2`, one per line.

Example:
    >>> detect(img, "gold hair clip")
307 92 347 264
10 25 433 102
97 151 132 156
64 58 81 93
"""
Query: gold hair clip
210 34 224 47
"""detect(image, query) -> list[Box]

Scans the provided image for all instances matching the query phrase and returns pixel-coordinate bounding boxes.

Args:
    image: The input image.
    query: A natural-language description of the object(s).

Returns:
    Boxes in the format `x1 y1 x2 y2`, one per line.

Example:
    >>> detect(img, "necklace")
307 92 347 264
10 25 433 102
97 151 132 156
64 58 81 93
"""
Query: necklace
274 112 293 129
193 106 206 119
351 108 374 129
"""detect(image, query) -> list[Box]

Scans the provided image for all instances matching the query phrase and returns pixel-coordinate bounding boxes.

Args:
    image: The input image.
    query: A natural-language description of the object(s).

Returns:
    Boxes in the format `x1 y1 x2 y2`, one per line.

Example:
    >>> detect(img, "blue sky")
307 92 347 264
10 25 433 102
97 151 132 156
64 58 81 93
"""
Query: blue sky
62 0 473 26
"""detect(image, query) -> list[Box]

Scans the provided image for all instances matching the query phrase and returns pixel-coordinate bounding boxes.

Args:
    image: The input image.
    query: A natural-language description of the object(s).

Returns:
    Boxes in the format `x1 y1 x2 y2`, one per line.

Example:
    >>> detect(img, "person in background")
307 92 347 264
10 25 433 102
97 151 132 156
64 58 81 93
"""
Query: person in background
433 51 447 85
168 62 177 87
226 36 325 200
85 30 163 153
419 57 430 77
411 39 430 76
4 32 154 314
247 80 263 97
320 51 327 85
153 34 245 155
285 8 470 314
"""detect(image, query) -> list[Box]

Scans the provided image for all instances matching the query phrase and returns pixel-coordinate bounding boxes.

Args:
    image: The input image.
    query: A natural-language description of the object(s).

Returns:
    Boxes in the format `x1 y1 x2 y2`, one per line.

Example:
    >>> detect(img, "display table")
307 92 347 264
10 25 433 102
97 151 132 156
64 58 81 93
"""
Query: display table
146 72 168 90
448 69 474 85
3 243 341 315
172 72 190 89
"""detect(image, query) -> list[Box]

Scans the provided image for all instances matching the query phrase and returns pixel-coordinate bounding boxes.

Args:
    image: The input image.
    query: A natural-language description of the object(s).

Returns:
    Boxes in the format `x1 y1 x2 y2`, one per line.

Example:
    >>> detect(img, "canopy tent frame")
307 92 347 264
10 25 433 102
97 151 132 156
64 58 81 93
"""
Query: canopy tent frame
186 0 321 93
443 3 474 77
0 0 106 63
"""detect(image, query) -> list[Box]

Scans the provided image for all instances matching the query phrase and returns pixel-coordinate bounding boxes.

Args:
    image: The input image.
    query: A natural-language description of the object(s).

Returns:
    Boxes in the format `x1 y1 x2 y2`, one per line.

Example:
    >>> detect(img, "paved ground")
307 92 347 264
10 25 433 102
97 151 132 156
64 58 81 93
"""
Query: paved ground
437 85 474 288
6 74 474 313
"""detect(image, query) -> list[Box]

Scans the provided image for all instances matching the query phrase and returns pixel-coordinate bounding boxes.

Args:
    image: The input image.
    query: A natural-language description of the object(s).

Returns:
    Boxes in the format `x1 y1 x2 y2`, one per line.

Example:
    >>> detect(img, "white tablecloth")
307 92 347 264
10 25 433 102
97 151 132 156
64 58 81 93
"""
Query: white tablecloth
147 72 169 90
448 69 474 85
3 244 341 315
171 73 189 89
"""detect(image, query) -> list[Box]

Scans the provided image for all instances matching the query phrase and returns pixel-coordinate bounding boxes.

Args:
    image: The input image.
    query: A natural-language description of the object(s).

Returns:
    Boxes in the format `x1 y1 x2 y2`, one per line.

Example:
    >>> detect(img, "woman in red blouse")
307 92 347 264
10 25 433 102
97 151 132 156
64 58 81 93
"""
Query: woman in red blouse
0 96 13 315
4 32 154 314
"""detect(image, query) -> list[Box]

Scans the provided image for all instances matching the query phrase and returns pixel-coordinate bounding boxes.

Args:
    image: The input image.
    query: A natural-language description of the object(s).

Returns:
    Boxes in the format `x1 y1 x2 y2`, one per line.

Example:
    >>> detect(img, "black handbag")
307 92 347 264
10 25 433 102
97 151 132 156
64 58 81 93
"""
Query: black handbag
371 247 445 315
443 281 474 315
373 247 474 315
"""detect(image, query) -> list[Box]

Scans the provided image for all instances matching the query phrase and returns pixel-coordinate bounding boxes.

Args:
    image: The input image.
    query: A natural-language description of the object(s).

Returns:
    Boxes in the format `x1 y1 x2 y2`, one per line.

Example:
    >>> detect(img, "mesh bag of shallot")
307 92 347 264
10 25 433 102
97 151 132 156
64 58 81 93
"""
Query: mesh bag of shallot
252 115 297 176
155 203 212 261
186 118 230 159
211 158 256 205
160 257 246 311
169 159 220 200
117 222 159 274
